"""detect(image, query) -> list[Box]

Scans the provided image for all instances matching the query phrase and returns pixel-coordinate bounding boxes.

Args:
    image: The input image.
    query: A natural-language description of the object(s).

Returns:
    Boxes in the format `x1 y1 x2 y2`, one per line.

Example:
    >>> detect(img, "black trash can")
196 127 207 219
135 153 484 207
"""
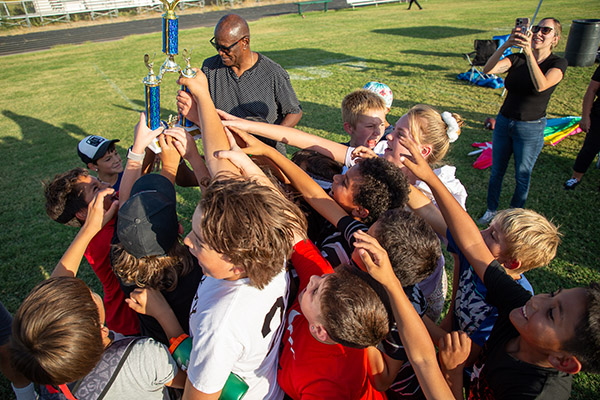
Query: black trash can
564 19 600 67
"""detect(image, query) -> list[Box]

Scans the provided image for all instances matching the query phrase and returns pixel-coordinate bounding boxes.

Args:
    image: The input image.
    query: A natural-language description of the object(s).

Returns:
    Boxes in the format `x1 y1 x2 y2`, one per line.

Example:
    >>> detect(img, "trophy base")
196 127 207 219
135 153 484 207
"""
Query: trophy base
159 56 180 77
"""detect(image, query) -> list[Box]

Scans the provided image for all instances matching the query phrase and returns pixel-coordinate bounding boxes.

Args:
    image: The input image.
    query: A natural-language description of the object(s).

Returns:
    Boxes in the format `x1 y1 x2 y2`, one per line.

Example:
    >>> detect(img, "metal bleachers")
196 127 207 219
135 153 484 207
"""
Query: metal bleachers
0 0 204 27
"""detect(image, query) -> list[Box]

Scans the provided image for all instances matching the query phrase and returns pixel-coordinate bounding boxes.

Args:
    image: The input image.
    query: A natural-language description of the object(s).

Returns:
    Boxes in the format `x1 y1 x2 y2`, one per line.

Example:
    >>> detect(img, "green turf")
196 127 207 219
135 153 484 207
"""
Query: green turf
1 0 600 397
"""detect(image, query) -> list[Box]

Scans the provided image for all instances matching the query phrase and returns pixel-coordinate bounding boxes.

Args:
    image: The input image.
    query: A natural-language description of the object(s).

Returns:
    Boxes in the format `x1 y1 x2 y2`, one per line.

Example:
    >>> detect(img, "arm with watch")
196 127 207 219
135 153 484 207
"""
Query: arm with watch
120 112 165 206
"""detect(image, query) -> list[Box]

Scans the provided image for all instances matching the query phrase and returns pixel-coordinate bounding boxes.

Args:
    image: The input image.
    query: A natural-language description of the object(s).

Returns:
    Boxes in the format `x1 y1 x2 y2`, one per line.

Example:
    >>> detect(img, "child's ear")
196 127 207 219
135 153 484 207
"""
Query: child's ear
548 353 582 374
342 122 354 136
75 207 88 222
506 259 521 270
178 223 184 236
311 324 333 344
351 206 369 221
87 162 97 172
420 145 432 159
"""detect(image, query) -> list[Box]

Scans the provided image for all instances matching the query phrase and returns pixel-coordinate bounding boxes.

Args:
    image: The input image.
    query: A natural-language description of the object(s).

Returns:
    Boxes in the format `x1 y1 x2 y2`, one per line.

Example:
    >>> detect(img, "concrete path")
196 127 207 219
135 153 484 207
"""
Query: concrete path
0 0 348 57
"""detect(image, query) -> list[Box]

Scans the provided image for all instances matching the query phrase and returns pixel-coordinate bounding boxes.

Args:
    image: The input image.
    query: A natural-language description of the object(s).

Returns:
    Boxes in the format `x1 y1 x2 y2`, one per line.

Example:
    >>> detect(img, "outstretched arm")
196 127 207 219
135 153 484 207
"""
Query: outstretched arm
119 112 164 206
52 188 118 278
178 70 237 177
398 135 494 281
219 127 348 227
354 230 454 400
219 110 349 164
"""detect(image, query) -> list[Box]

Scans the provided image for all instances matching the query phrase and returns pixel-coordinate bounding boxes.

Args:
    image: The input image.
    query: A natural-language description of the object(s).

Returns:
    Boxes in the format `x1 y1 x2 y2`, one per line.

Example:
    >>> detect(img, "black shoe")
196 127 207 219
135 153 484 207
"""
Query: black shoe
564 178 580 190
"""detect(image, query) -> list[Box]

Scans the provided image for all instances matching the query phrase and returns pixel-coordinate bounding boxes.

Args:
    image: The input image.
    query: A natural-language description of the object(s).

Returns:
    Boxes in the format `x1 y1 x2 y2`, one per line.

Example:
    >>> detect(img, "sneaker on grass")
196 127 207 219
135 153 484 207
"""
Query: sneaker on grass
564 178 580 190
477 209 497 225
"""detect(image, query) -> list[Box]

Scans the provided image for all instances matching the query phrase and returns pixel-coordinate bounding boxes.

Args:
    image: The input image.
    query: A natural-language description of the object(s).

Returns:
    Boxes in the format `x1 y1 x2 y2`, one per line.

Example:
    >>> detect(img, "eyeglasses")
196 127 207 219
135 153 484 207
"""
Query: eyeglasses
209 36 246 54
531 25 554 35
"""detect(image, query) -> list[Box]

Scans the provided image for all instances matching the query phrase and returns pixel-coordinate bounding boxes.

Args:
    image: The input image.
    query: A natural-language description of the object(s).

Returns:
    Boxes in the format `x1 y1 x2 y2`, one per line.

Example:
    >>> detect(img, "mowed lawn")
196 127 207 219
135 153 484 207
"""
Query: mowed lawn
1 0 599 397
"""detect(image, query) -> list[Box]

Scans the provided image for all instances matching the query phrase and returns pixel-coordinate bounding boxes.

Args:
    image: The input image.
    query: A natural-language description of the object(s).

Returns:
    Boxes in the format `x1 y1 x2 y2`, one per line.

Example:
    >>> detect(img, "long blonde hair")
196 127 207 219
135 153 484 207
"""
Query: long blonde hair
406 105 464 165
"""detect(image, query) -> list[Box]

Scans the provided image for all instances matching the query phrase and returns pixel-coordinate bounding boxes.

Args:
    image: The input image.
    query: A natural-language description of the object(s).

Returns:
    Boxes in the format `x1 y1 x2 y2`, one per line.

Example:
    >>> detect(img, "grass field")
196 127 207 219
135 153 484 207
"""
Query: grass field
1 0 600 397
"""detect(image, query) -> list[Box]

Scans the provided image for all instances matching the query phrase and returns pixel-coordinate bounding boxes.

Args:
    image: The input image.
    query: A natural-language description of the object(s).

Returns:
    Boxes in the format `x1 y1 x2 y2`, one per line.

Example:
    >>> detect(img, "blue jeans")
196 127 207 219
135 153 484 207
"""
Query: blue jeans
486 113 546 211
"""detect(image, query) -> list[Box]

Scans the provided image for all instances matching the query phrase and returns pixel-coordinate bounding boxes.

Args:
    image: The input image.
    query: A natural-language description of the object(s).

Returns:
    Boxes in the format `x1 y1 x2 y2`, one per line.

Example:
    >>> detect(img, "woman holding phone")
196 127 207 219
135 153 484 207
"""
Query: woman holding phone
478 17 567 225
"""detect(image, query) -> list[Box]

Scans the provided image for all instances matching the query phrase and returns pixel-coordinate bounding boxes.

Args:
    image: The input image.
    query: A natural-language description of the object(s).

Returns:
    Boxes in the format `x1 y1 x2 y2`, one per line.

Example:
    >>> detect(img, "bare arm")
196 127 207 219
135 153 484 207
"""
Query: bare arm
158 133 181 184
220 128 348 227
581 80 600 132
406 184 448 238
398 135 494 282
367 347 407 392
279 109 303 128
178 70 237 177
119 112 164 206
164 128 210 192
516 31 564 92
219 111 349 164
355 230 455 399
52 189 118 278
483 32 515 74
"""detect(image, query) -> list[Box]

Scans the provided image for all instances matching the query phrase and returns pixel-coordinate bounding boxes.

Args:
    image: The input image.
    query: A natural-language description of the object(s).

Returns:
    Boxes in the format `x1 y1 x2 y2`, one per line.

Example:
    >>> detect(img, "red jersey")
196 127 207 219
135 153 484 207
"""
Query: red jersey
278 240 386 400
84 217 139 335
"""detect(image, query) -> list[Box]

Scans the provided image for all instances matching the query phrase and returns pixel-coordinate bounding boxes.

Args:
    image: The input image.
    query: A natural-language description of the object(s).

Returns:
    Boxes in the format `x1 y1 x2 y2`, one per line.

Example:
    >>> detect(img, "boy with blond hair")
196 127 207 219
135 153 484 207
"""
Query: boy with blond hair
408 183 560 363
399 134 600 399
341 89 388 149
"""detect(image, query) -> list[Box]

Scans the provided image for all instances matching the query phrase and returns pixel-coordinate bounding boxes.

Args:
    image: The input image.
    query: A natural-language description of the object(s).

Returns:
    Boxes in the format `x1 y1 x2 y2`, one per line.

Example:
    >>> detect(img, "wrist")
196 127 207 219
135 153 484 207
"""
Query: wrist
128 146 146 160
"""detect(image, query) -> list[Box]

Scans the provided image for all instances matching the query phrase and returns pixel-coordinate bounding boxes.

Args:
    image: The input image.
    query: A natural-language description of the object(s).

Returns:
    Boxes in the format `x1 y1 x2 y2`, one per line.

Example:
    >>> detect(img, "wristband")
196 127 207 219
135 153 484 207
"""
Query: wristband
127 147 145 162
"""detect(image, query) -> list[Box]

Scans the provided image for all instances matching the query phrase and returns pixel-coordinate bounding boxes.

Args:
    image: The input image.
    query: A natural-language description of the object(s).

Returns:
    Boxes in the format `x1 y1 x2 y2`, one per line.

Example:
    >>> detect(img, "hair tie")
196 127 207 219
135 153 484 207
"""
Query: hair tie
441 111 460 143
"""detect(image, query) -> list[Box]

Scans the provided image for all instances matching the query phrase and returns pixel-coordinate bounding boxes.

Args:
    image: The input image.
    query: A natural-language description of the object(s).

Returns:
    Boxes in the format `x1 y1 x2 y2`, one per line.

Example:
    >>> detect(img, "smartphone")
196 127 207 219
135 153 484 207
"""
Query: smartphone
515 17 530 34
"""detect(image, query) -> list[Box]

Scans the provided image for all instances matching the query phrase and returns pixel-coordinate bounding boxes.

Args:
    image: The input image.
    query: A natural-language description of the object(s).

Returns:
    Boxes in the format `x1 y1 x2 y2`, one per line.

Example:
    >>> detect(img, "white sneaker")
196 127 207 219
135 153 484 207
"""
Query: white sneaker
477 209 497 225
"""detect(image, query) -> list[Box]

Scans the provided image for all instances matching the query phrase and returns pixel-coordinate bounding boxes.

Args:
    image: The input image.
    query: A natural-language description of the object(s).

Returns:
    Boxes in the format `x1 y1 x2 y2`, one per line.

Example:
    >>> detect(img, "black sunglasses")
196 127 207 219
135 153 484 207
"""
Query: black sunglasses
531 25 554 35
209 36 247 53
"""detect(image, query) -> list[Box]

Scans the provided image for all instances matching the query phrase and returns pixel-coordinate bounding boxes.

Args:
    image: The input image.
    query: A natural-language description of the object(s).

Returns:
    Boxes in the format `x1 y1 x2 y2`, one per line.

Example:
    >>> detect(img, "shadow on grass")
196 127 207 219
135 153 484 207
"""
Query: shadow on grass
373 26 486 39
400 49 463 58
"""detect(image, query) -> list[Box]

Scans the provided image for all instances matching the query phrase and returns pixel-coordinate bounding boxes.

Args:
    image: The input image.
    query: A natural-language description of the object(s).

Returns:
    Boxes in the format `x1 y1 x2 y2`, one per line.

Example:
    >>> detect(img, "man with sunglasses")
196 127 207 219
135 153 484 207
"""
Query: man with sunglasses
177 14 302 154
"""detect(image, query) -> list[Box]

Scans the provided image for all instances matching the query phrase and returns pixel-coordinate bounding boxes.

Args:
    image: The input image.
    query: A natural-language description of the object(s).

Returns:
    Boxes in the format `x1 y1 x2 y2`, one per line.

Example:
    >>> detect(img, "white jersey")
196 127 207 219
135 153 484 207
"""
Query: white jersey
187 269 288 399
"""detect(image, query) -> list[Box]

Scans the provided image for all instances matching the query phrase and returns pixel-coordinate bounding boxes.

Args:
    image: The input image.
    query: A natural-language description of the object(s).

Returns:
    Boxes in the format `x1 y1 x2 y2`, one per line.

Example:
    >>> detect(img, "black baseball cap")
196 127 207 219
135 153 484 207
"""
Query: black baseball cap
117 174 178 258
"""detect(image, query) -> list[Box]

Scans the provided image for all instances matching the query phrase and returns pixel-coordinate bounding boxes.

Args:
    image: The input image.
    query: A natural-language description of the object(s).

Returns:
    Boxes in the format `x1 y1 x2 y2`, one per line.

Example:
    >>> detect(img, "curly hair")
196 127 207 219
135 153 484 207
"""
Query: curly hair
407 105 465 165
562 282 600 373
491 208 561 273
10 277 104 385
320 268 389 348
111 239 195 291
44 168 89 227
353 157 410 225
374 209 440 286
199 175 307 289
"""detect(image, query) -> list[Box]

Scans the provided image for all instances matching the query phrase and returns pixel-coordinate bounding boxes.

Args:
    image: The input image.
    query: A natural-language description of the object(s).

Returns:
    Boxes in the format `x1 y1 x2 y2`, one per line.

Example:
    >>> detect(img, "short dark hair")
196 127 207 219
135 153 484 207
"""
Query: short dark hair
111 239 194 292
563 282 600 373
44 168 89 227
200 175 307 289
374 209 440 286
320 268 389 348
292 149 343 183
10 277 104 385
354 157 410 225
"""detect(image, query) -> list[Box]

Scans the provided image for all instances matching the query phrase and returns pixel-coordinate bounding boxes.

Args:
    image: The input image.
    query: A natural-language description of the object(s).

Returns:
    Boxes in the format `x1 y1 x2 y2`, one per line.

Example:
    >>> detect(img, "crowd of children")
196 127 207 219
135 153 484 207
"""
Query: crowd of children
2 21 600 400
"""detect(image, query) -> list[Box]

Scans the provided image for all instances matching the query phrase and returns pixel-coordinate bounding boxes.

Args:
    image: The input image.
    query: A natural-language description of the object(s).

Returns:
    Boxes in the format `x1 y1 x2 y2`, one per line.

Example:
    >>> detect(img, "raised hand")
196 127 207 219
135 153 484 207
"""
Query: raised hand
438 331 471 372
351 145 378 162
126 287 170 318
164 126 201 161
177 68 209 98
84 187 118 233
132 112 164 154
398 134 437 183
353 230 398 287
176 89 199 125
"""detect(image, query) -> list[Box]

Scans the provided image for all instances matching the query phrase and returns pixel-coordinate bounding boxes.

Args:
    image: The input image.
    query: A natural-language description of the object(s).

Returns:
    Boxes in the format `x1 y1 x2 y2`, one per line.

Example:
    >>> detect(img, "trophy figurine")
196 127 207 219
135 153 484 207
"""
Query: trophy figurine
143 53 161 130
159 0 181 77
179 48 198 129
